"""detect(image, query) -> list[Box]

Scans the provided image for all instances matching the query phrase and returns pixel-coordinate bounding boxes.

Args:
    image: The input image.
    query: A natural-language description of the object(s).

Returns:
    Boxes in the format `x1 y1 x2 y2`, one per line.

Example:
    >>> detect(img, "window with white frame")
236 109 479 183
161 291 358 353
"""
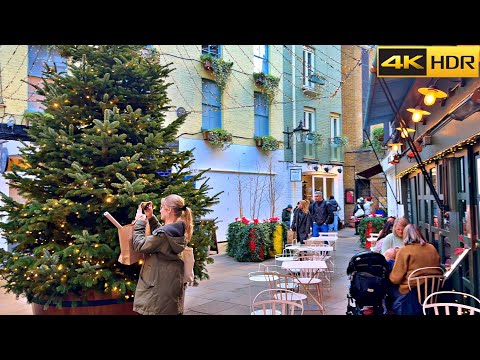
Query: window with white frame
304 108 315 133
202 45 220 58
303 46 315 88
253 45 268 74
330 113 341 140
202 79 221 129
254 92 269 137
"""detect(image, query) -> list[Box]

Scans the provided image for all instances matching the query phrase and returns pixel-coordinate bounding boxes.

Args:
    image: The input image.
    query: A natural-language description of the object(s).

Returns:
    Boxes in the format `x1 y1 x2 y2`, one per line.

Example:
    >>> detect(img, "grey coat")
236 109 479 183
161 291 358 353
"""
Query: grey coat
133 216 186 315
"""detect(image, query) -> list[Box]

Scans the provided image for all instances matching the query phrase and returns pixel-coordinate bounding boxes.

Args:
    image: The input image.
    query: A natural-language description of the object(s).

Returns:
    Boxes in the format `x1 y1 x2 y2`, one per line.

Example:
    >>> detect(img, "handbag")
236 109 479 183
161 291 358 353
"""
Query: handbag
104 211 148 265
182 245 195 283
354 207 365 218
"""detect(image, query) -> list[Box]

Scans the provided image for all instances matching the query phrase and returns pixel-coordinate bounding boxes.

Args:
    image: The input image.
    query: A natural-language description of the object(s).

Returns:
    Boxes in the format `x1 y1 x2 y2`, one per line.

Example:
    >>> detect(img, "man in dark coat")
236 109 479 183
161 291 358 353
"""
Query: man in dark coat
310 191 334 236
281 204 293 227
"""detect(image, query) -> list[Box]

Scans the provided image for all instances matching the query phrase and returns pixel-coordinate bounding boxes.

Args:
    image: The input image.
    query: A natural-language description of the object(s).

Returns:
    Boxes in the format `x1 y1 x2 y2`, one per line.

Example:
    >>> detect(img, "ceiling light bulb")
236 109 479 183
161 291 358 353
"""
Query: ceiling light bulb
412 111 423 122
424 92 437 106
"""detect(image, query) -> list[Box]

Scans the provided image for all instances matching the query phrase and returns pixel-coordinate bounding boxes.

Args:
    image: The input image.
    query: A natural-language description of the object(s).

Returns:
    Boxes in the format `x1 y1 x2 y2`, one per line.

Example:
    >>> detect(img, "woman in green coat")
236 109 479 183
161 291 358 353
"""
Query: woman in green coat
133 194 193 315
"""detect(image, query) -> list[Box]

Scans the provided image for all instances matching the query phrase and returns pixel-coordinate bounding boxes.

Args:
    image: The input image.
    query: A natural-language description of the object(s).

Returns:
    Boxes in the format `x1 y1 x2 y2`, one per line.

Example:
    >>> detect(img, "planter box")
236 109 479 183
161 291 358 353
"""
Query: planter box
203 60 213 71
31 291 138 315
255 138 263 147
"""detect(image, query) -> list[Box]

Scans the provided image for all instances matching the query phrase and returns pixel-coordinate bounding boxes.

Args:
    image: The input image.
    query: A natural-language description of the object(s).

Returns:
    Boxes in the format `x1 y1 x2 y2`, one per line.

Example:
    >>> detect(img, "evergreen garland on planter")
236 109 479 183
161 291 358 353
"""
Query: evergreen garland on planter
358 217 387 248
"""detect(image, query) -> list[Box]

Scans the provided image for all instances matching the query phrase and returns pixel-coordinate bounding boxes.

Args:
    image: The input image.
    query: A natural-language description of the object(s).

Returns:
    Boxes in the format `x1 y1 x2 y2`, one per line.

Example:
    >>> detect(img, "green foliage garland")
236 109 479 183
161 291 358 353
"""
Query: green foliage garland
253 72 280 104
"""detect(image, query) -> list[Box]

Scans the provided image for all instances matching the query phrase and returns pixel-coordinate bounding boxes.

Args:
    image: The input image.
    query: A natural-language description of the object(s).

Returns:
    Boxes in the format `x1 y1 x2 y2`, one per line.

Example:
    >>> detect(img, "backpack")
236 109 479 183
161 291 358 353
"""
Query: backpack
350 271 388 306
182 246 195 284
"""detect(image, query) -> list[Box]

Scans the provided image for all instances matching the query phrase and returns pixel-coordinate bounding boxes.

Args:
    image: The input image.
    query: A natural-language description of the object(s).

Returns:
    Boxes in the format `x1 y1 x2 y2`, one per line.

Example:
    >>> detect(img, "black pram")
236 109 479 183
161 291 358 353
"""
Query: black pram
346 250 390 315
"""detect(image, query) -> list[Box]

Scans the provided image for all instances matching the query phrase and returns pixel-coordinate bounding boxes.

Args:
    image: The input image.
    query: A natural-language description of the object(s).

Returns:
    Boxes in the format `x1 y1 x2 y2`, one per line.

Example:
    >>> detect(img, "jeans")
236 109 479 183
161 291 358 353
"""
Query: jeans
328 213 339 232
313 222 328 236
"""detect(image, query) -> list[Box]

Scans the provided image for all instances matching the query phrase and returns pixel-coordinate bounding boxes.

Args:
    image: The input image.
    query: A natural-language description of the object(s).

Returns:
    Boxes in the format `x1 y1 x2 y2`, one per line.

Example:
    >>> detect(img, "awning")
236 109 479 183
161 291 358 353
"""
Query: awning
357 164 383 179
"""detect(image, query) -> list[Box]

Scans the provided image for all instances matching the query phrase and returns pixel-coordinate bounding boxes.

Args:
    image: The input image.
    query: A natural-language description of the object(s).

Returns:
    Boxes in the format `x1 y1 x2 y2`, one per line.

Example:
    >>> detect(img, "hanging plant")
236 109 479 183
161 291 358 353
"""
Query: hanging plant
334 135 350 149
255 135 279 153
253 72 280 104
200 54 234 90
307 131 326 149
203 128 233 150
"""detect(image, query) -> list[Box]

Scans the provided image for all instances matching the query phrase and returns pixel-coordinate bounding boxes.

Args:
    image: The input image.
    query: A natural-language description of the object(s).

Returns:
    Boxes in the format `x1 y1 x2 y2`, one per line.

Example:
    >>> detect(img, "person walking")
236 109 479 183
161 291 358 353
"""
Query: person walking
310 190 334 236
281 204 293 228
291 200 312 244
353 198 365 235
327 195 341 232
132 194 193 315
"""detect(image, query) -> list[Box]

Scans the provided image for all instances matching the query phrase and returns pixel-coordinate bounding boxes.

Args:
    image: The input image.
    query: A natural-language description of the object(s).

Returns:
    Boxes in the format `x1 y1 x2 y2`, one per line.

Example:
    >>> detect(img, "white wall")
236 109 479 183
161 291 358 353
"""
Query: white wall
181 138 290 242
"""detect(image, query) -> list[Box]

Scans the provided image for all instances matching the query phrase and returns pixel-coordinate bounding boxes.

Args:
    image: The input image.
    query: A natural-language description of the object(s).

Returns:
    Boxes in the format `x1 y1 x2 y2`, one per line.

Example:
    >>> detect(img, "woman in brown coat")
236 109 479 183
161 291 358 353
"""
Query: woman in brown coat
133 194 193 315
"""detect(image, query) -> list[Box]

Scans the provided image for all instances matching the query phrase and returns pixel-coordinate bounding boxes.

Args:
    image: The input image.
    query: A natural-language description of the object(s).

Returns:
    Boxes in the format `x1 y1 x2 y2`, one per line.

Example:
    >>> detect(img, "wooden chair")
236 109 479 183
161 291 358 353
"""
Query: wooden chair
422 291 480 315
407 266 445 306
251 288 304 315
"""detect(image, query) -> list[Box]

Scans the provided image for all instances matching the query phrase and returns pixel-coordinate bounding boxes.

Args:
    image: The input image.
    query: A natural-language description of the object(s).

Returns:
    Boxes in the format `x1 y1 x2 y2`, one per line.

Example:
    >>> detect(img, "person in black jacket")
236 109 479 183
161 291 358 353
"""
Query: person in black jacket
310 191 334 236
327 195 341 232
291 200 312 244
281 204 293 227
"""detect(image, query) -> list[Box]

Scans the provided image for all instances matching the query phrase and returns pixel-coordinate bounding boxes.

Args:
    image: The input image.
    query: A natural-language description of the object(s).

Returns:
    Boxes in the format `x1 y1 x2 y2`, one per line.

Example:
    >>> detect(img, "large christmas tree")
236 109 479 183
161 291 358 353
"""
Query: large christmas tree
0 45 220 307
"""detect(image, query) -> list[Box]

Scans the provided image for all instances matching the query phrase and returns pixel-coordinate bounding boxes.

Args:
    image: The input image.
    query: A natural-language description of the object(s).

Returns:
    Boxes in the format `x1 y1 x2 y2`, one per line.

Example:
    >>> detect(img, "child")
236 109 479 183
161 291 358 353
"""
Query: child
384 246 399 270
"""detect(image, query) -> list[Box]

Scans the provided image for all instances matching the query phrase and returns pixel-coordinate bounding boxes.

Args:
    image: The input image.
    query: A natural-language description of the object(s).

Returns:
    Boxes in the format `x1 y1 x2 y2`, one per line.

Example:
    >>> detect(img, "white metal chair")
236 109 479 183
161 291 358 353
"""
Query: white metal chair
407 266 445 306
422 291 480 315
251 288 304 315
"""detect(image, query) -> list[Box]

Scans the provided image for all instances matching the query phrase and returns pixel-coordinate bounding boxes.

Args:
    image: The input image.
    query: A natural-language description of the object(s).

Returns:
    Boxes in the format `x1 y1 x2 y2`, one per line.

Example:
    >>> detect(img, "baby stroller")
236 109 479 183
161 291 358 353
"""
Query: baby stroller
346 250 390 315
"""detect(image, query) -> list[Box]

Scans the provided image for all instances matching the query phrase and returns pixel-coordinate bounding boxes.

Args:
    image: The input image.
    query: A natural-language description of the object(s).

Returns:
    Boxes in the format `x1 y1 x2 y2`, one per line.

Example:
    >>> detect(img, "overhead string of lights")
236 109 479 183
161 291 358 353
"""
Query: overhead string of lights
0 45 21 73
157 49 195 113
180 44 244 108
331 45 361 62
281 45 346 84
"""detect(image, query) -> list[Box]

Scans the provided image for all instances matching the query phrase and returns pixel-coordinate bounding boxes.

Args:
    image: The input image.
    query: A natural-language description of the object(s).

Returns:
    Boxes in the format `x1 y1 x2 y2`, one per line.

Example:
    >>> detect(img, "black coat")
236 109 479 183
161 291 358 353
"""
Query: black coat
311 200 334 225
292 210 312 243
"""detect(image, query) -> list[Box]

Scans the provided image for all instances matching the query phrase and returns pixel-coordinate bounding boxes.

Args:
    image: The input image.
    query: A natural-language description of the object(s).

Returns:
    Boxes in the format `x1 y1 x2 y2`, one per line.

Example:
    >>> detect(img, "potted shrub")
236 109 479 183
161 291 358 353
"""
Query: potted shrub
253 72 280 103
203 128 233 150
200 53 214 71
200 54 234 90
257 135 279 153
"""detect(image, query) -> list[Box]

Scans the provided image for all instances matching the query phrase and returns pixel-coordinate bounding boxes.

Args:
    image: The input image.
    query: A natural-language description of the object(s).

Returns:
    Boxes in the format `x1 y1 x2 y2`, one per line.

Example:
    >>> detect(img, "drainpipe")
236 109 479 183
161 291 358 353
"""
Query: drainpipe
292 45 296 165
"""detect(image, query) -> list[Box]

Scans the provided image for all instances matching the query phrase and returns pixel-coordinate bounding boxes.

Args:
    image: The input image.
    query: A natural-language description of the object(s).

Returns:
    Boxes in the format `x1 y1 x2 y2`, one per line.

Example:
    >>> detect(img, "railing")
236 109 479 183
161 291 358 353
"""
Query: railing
303 137 344 163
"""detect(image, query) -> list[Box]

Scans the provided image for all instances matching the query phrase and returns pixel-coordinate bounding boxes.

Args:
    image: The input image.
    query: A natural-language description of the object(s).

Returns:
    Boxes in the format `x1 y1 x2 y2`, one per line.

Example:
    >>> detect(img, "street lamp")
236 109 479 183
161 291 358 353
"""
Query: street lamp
283 121 309 149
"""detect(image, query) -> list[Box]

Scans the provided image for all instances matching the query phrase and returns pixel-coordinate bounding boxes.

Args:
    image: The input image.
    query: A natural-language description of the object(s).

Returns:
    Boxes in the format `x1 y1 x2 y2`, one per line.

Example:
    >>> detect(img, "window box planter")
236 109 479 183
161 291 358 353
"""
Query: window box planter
255 137 263 147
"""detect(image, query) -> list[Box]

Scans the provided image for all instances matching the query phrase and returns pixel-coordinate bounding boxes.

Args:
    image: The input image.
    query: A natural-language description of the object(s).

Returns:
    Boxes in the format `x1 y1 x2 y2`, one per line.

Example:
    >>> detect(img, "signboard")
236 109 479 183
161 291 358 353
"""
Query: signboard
290 168 302 182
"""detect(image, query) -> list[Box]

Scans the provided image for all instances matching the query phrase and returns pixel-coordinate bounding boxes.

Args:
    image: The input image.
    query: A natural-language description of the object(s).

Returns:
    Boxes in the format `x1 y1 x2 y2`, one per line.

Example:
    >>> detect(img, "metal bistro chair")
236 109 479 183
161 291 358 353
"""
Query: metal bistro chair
423 291 480 315
407 266 446 306
251 288 304 315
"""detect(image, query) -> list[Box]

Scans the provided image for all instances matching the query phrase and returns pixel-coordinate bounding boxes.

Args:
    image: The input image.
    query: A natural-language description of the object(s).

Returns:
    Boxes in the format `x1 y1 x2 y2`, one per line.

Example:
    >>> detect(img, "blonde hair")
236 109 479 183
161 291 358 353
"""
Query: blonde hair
403 224 427 245
161 194 193 243
299 200 309 214
393 216 408 237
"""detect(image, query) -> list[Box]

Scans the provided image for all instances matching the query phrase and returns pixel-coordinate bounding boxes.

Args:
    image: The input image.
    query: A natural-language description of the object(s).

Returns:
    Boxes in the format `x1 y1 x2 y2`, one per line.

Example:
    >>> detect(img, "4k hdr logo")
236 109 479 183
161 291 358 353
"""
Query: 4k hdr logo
377 46 479 77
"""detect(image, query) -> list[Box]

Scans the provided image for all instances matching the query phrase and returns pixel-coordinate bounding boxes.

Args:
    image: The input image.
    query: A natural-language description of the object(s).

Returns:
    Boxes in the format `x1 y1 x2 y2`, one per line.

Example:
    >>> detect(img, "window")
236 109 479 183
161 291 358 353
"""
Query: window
202 45 220 58
303 46 315 88
202 79 221 129
330 113 341 139
27 45 67 112
303 108 315 132
253 45 268 74
254 92 269 137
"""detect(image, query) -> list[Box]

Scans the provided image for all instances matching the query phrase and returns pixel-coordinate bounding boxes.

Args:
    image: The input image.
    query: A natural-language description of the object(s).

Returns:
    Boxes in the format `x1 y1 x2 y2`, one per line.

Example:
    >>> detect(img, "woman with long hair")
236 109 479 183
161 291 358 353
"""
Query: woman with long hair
373 220 394 253
387 224 441 312
132 194 193 315
291 199 312 244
